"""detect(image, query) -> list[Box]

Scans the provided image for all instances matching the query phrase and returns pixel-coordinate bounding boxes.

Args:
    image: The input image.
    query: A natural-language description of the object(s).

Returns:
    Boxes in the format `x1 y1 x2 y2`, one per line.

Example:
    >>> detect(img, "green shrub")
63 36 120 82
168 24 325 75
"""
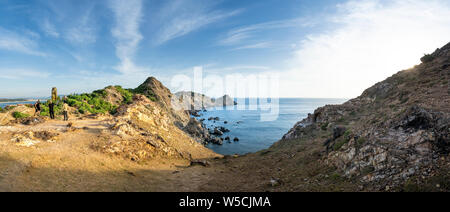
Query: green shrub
133 85 158 101
12 111 29 119
0 107 3 113
114 86 133 104
66 90 116 115
321 122 329 131
333 138 348 151
420 54 434 63
356 137 366 146
343 130 352 140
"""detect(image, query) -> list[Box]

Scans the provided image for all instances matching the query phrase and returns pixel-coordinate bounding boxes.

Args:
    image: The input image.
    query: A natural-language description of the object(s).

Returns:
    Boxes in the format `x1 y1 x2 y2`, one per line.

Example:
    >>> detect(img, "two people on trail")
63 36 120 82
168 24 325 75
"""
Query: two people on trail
47 96 69 121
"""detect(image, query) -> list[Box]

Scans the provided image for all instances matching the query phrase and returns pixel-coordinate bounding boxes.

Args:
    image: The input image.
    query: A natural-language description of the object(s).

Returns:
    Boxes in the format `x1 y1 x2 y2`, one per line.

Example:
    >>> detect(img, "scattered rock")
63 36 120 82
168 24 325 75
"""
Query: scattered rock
190 160 210 167
212 127 224 136
20 117 44 126
233 137 239 142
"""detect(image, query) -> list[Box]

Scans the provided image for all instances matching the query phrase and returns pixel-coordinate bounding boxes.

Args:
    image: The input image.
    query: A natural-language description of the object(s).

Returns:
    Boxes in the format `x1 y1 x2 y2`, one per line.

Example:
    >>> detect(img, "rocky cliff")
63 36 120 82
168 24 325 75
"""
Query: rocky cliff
282 42 450 190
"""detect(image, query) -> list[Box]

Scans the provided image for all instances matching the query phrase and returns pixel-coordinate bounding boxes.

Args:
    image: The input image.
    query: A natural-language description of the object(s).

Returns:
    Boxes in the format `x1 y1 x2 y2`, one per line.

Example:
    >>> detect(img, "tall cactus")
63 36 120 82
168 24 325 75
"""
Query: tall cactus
51 87 58 102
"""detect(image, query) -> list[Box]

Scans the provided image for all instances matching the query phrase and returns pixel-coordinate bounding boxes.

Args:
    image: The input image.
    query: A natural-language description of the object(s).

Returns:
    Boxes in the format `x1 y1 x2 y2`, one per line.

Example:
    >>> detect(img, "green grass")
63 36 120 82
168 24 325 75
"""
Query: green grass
12 111 30 119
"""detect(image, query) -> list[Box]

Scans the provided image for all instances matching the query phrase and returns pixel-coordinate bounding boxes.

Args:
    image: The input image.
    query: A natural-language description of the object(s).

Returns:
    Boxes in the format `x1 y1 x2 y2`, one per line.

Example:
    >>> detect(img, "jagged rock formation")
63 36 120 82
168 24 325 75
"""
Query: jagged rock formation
133 77 190 128
282 42 450 190
174 91 237 111
94 94 219 161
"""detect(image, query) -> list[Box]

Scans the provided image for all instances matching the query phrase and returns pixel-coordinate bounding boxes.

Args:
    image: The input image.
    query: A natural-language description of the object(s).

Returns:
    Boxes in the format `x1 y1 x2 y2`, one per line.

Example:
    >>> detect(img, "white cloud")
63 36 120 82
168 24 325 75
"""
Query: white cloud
281 0 450 98
109 0 147 74
65 7 96 44
0 68 50 79
0 27 46 57
155 1 242 45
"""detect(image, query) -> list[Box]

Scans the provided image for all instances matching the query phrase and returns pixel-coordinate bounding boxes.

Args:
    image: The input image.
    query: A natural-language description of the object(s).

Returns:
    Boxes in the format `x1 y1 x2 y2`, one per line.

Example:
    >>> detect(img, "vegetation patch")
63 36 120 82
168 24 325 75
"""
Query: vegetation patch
133 85 158 102
333 138 349 151
67 90 117 115
12 111 30 119
420 54 434 63
320 122 329 131
356 137 366 147
113 86 133 104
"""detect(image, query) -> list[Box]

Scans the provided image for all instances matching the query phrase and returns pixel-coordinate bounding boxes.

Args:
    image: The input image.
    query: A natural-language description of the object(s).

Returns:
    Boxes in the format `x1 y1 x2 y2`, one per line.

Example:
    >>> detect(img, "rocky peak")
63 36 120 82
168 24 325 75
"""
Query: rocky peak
134 77 172 106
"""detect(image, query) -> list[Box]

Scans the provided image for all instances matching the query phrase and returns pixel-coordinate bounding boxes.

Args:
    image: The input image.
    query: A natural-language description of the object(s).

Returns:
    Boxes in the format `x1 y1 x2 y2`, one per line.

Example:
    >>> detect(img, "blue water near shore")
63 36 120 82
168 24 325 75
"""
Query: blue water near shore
0 101 36 108
199 98 347 155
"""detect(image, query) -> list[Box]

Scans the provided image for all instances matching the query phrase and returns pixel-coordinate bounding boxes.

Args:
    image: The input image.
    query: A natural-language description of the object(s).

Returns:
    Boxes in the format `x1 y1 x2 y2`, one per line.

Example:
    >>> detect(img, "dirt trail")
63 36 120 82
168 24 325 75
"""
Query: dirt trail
0 117 220 191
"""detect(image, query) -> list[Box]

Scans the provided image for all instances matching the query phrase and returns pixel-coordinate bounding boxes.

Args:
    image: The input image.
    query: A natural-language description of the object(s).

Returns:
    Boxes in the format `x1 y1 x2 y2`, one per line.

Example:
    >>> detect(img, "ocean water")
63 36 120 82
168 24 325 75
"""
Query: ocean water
199 98 347 155
0 101 36 108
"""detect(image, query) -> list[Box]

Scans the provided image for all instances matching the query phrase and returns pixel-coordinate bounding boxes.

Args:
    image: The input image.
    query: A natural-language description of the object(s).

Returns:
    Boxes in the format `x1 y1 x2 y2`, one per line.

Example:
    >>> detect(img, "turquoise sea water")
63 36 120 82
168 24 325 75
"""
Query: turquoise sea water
199 98 347 155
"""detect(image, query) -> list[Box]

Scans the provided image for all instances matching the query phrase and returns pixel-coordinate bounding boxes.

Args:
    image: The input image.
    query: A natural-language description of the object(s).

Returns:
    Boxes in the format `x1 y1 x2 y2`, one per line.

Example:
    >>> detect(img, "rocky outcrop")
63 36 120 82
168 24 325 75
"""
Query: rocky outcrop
183 118 210 145
94 94 219 162
282 42 450 190
134 77 191 128
174 91 237 110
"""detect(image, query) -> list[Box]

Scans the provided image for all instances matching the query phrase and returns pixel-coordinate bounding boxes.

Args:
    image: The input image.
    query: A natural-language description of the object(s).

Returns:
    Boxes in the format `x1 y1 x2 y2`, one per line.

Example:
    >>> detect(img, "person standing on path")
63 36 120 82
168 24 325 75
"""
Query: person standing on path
34 100 41 116
63 102 69 121
49 100 55 119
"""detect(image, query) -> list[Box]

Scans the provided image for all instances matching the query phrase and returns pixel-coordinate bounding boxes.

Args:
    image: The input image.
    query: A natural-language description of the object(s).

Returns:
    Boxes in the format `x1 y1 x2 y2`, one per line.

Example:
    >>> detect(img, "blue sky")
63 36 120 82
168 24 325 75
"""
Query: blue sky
1 0 450 98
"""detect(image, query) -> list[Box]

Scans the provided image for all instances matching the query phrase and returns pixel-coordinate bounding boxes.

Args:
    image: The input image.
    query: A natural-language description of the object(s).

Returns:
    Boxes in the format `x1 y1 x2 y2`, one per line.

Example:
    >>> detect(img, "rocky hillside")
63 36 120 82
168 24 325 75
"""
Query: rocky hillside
282 42 450 190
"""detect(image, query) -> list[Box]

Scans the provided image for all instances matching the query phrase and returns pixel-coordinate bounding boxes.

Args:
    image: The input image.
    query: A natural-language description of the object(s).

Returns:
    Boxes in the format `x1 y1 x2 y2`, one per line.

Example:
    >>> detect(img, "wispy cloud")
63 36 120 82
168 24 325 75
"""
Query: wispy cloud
65 7 96 44
231 42 272 51
109 0 146 74
219 18 306 46
41 18 59 38
0 27 46 57
0 68 50 79
155 1 242 45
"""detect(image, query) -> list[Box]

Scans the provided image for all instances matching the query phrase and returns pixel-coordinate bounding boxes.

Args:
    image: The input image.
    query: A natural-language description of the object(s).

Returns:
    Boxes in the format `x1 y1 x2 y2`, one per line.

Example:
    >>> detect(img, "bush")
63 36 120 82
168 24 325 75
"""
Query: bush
12 111 30 119
66 90 117 115
420 54 434 63
133 85 158 102
333 138 348 151
321 122 329 131
114 86 133 104
0 107 3 113
356 137 366 147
